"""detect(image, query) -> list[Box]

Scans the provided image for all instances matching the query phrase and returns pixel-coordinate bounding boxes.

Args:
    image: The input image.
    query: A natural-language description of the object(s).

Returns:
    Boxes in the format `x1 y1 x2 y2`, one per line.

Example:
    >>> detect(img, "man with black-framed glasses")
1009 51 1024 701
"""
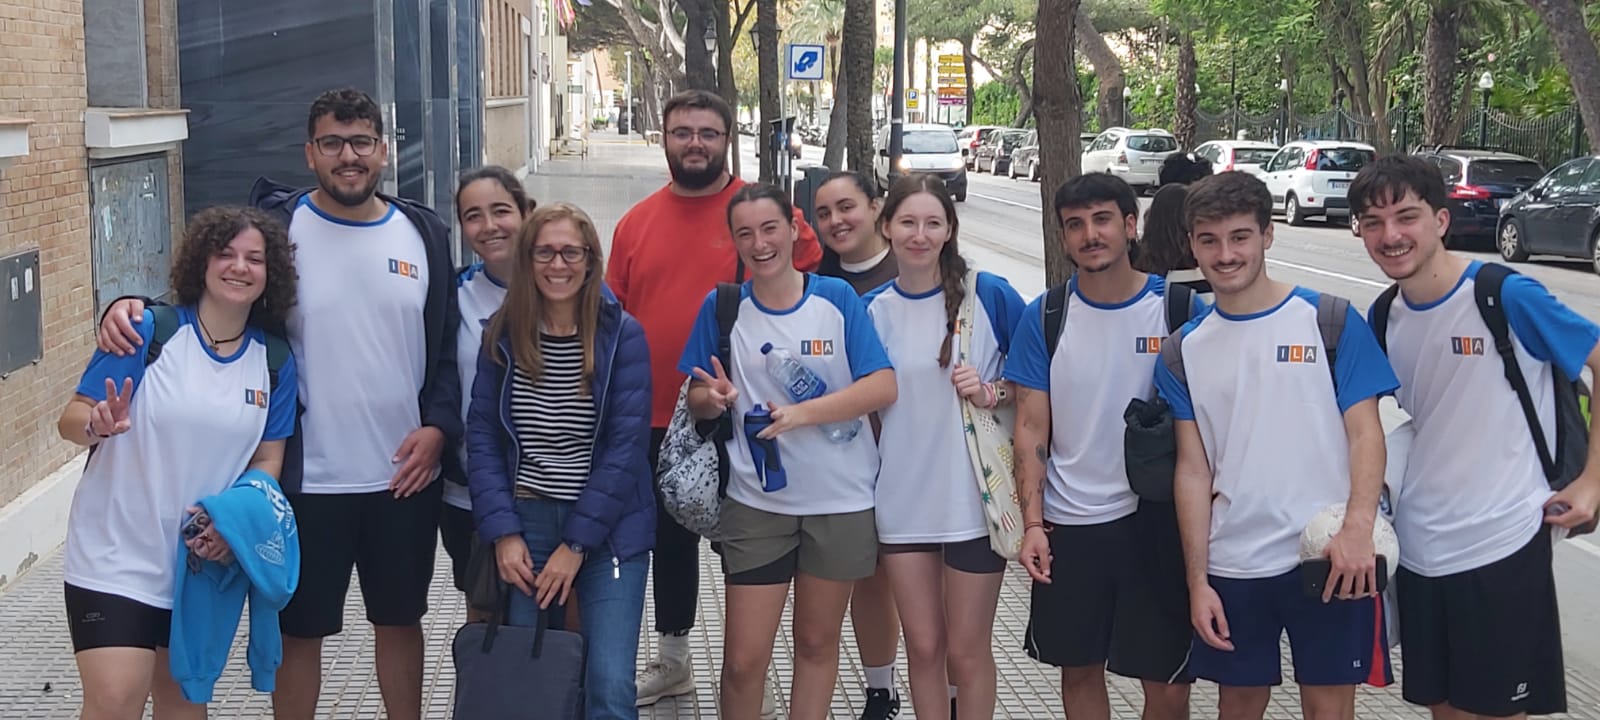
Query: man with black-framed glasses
606 89 822 715
95 87 460 720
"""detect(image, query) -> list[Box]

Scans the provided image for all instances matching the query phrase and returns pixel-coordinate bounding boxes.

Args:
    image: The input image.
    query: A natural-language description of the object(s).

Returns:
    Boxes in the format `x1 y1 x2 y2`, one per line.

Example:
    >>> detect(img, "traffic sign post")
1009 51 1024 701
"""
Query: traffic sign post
780 44 826 195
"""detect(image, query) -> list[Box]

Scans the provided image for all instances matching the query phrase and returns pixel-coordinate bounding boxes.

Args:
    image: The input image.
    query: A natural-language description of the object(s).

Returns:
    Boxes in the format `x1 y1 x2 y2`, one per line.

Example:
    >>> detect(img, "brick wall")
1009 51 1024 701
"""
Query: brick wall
0 0 93 508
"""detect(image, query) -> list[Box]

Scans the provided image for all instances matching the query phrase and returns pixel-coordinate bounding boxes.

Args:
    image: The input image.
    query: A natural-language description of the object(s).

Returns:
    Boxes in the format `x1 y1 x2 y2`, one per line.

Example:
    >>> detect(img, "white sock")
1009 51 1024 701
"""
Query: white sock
660 632 690 667
864 664 896 691
948 685 958 699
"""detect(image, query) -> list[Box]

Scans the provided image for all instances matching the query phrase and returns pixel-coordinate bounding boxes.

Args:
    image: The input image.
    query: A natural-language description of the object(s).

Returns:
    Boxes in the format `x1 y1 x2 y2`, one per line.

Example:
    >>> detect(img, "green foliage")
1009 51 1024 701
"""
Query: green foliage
973 81 1020 125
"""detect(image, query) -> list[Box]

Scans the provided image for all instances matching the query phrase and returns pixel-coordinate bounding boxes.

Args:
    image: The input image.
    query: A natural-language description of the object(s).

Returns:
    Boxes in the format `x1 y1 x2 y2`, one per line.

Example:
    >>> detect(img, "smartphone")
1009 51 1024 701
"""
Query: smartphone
1301 555 1388 598
182 510 211 540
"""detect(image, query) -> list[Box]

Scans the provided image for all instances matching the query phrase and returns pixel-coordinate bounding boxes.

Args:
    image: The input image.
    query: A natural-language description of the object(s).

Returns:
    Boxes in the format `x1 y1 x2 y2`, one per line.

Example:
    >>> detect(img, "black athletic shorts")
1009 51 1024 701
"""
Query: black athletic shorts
65 583 170 652
1398 527 1566 716
880 536 1007 575
439 502 476 593
1024 506 1193 683
279 481 443 638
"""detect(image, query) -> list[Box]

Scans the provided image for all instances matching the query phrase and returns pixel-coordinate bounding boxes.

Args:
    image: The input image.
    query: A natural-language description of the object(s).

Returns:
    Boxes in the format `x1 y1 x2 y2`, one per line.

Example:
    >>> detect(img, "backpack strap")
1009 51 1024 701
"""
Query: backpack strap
1368 284 1401 355
143 305 181 368
264 332 290 393
1474 263 1558 480
1316 293 1349 389
710 282 743 497
1042 282 1069 360
1165 282 1196 334
1158 327 1189 387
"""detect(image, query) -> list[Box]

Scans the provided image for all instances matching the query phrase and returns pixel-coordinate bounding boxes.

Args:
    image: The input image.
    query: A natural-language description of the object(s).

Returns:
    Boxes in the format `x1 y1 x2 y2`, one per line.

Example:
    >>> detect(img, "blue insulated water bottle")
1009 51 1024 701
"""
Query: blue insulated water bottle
744 406 787 492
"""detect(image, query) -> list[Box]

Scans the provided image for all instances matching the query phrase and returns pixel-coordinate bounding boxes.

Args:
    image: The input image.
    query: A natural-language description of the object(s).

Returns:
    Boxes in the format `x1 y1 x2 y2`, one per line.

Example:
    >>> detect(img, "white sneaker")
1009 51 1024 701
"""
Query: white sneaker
636 658 695 707
761 676 779 720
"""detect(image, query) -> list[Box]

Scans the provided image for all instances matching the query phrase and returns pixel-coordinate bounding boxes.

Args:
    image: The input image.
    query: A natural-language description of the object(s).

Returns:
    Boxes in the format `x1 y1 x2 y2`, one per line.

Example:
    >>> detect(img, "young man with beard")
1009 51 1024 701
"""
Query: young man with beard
605 89 822 710
1153 172 1396 720
1352 155 1600 720
95 88 460 720
1004 173 1202 720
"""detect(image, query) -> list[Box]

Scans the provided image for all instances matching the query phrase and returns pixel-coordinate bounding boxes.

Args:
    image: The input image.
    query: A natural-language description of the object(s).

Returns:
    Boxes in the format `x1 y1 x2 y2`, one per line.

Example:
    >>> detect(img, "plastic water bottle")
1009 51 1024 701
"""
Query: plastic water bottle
759 342 861 443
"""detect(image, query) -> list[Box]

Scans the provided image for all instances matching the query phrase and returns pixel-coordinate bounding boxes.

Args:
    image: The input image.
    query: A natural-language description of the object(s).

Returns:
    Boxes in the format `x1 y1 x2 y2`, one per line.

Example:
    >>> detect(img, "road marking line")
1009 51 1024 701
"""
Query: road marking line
1263 258 1388 289
969 192 1042 211
964 192 1390 290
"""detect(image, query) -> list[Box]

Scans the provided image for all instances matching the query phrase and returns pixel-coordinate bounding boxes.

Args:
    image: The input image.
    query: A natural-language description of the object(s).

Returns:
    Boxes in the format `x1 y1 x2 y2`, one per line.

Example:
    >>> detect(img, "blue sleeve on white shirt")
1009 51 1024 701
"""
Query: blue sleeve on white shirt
817 277 893 380
1001 295 1050 391
1332 304 1401 413
264 350 298 441
675 290 722 377
75 309 156 401
1501 273 1600 379
975 272 1026 354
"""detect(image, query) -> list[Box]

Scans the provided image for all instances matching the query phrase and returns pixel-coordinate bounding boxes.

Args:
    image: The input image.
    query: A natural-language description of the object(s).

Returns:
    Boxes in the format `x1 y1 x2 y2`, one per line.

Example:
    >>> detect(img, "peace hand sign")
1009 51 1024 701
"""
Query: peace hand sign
89 377 134 438
691 356 740 412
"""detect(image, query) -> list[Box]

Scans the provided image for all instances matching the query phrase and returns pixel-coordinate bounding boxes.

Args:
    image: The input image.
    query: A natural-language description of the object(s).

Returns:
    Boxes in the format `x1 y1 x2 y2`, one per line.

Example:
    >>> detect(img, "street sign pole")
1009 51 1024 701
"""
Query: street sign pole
889 0 906 188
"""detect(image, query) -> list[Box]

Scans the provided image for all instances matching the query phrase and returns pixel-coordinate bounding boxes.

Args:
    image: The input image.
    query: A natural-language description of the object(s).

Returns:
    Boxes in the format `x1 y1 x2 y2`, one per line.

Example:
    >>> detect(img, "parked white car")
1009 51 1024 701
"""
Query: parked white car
1192 140 1280 176
1259 140 1377 225
1080 127 1180 192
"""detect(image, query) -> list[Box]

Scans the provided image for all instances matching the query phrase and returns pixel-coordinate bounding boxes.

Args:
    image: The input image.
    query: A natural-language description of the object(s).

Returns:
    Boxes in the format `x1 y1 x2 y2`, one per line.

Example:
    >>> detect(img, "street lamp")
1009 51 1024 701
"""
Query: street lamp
1399 74 1412 152
1122 85 1132 127
1478 71 1494 148
704 25 717 55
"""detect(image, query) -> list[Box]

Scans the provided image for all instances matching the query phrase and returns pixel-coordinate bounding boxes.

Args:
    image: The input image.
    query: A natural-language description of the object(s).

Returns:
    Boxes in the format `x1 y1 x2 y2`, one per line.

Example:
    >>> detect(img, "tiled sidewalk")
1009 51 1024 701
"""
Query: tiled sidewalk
11 536 1592 719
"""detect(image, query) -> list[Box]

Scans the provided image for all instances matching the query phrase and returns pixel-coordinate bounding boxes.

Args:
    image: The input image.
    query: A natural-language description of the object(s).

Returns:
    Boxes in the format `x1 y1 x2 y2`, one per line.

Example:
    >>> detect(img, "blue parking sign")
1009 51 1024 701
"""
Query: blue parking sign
787 44 825 81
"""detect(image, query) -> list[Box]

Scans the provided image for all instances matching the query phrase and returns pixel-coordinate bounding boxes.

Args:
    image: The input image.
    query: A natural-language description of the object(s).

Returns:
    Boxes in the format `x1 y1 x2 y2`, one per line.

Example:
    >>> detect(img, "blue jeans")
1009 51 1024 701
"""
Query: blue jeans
506 497 649 720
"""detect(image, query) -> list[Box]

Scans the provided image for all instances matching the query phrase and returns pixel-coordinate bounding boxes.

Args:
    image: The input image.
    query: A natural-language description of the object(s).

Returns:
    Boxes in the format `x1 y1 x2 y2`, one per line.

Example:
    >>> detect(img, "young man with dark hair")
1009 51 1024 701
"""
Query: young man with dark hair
96 87 461 720
1155 171 1398 720
1353 155 1600 720
1006 172 1201 720
606 89 822 714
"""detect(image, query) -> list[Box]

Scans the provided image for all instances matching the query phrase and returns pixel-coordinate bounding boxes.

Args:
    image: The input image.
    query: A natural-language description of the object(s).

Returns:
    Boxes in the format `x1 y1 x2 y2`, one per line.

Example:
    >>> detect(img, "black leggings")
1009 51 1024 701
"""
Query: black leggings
650 427 702 634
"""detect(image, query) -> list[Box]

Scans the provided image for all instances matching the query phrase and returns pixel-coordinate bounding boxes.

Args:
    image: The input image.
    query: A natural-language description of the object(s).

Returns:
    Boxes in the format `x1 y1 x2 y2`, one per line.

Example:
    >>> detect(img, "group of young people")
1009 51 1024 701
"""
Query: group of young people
55 81 1600 720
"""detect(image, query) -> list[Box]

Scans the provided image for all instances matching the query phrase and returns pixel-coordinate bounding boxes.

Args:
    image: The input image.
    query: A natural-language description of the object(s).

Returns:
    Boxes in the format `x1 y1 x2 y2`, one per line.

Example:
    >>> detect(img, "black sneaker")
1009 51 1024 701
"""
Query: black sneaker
860 688 900 720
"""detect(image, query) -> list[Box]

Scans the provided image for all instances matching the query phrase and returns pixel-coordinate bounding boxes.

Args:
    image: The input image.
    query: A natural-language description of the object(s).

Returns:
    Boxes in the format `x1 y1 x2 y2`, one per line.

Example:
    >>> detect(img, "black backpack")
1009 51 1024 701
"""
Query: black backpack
1043 281 1197 360
1369 262 1594 535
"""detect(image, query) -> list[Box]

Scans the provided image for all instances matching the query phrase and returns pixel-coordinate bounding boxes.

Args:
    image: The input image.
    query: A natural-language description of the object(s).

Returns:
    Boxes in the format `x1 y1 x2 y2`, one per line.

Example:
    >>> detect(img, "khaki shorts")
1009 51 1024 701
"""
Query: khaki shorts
719 498 878 584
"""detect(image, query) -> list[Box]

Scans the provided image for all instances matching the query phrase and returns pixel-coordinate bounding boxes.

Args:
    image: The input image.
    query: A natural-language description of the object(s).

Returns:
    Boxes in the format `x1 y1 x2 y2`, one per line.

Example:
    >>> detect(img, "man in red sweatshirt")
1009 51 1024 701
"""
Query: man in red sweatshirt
607 89 821 710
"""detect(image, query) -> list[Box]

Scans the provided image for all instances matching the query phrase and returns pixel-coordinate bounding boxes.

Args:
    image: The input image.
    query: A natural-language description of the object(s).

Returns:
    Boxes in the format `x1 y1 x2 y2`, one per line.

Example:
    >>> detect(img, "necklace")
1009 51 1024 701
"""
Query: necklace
197 315 246 352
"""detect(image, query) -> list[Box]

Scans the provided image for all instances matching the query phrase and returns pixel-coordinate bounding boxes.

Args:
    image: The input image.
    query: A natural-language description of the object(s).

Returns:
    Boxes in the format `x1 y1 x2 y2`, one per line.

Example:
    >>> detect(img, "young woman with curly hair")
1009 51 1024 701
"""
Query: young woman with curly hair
56 206 299 720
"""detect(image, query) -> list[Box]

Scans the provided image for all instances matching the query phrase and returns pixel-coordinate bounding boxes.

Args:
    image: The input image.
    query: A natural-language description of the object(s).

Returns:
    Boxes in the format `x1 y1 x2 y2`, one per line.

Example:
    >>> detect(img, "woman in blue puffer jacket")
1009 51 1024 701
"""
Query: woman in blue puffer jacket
465 202 654 720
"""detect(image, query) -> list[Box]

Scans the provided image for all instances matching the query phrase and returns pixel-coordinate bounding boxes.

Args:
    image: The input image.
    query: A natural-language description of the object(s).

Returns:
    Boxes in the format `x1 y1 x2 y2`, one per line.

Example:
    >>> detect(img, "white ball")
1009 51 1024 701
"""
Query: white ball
1299 502 1400 579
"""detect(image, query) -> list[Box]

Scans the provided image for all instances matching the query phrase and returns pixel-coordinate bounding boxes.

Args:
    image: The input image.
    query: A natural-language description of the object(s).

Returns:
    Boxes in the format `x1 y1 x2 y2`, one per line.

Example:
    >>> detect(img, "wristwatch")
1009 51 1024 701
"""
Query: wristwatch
566 542 587 555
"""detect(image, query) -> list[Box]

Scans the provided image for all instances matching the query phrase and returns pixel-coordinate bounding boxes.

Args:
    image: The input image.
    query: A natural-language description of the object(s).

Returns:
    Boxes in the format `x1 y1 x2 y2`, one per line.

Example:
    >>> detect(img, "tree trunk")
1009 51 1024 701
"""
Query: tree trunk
642 59 666 132
1421 0 1462 146
1174 32 1198 147
1034 0 1083 286
843 0 875 174
824 55 848 169
1526 0 1600 152
756 0 780 183
680 0 718 91
1074 5 1122 133
718 0 740 177
962 36 976 125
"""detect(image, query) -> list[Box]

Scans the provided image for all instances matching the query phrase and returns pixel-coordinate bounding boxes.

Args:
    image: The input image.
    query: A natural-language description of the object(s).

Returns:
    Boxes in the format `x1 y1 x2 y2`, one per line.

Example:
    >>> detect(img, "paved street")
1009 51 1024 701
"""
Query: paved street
4 136 1600 718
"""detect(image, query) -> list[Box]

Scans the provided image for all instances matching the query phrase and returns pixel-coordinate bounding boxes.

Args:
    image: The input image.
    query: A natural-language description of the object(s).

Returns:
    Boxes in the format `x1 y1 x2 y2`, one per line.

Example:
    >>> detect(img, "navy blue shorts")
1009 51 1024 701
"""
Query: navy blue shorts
1186 567 1392 688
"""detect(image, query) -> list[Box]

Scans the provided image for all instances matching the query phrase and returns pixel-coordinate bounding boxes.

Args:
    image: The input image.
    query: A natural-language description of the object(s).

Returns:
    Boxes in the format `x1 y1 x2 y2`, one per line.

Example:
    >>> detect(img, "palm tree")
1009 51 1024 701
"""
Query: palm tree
842 0 876 173
1033 0 1084 285
787 0 847 167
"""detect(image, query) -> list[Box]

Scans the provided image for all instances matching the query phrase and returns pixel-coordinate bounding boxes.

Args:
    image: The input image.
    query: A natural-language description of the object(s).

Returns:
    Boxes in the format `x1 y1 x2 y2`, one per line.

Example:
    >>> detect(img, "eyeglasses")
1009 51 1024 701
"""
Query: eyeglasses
312 134 381 157
532 245 590 264
667 128 726 144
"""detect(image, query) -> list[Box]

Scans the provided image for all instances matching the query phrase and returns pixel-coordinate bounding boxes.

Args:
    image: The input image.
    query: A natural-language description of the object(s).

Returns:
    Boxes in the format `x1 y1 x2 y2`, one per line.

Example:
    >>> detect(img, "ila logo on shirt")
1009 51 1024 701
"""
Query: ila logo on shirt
244 389 269 409
1134 336 1164 354
799 340 836 356
387 258 420 279
1451 336 1486 356
1275 344 1319 364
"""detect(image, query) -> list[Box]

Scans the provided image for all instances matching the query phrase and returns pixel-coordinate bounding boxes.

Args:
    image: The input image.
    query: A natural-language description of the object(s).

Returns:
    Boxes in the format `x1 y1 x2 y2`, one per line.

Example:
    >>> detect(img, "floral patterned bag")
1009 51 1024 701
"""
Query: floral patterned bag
954 270 1023 560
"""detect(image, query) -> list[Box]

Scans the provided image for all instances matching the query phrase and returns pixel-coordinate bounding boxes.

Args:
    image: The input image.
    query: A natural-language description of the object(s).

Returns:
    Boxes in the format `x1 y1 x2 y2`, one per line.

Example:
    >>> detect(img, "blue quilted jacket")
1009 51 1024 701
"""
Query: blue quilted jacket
465 287 656 562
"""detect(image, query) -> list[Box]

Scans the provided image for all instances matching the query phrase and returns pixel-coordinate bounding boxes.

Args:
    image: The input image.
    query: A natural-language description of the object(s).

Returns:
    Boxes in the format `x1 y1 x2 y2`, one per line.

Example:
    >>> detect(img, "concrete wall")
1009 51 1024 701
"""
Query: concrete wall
0 1 94 513
485 99 529 172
